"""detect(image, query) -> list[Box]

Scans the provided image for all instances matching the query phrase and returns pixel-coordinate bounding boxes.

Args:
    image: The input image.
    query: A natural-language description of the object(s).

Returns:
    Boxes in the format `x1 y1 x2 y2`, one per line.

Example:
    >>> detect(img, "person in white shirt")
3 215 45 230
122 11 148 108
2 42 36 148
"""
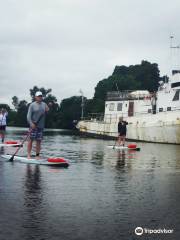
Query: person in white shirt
0 108 8 143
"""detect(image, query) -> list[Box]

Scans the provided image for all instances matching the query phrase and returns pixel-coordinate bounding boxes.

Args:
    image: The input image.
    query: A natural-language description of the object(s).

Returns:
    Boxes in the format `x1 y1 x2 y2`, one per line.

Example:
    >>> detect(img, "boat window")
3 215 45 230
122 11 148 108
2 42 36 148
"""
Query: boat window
159 108 163 112
172 90 180 101
171 82 180 88
109 103 115 111
117 103 122 111
167 107 171 111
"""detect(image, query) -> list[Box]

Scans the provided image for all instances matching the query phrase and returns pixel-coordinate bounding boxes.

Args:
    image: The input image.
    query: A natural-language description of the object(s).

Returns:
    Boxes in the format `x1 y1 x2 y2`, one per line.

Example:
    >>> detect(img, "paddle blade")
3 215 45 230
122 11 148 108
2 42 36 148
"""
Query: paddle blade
9 155 14 162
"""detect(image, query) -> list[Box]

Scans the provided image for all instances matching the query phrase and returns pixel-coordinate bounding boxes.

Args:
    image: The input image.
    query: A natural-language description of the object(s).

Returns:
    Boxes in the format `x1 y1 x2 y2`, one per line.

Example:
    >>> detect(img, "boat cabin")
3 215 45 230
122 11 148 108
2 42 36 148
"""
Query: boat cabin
104 70 180 123
104 90 152 123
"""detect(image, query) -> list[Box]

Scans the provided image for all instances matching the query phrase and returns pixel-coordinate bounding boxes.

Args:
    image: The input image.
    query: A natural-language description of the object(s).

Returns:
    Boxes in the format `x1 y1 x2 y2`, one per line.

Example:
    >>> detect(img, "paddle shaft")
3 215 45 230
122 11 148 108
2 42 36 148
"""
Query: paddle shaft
113 139 117 149
9 113 45 161
113 135 119 149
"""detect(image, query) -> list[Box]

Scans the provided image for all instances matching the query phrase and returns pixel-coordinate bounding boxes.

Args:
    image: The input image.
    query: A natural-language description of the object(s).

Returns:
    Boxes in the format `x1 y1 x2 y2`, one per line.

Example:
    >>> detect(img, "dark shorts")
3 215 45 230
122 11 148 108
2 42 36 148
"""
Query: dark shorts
118 132 126 137
29 128 43 141
0 125 6 131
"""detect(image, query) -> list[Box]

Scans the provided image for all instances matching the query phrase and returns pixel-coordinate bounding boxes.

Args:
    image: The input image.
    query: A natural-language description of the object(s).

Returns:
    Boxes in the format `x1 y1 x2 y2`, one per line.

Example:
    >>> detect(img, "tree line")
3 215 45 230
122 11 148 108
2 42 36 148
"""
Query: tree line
0 61 166 129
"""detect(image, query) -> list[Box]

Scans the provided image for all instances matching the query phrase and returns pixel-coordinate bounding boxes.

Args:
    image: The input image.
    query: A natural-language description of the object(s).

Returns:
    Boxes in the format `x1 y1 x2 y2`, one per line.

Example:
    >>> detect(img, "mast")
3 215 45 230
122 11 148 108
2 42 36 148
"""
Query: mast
170 35 180 75
79 89 84 119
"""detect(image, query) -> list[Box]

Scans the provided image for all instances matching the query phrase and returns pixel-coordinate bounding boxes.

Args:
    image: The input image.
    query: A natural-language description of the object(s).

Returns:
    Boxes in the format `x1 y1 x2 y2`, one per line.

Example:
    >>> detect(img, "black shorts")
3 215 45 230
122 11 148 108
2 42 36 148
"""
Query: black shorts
0 125 6 131
118 132 126 137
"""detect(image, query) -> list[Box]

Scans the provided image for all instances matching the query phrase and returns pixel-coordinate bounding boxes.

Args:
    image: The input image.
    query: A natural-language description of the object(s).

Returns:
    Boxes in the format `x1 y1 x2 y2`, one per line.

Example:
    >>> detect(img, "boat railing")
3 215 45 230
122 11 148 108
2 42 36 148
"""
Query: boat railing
79 106 180 123
81 113 104 122
103 107 180 123
157 106 180 113
106 90 153 101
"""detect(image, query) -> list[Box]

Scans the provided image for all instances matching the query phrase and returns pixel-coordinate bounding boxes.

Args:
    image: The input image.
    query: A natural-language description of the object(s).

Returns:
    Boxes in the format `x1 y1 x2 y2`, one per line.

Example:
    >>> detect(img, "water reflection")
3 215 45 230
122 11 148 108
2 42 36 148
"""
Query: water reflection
116 150 126 168
22 165 46 240
91 151 104 166
0 146 5 155
0 128 180 240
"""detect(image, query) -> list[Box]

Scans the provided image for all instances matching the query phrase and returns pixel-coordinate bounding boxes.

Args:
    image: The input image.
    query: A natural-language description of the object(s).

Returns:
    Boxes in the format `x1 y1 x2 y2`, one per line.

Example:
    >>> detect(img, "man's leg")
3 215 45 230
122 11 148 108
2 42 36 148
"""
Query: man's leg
122 136 126 146
36 140 41 159
27 139 33 158
118 135 121 146
1 133 4 143
0 130 5 142
119 136 123 146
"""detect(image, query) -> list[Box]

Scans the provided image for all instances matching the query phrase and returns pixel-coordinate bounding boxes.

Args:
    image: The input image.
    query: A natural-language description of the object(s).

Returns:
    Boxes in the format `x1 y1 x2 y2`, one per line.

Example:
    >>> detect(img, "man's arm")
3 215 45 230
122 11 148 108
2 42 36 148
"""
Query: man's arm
123 121 128 125
46 101 53 112
45 104 49 112
27 104 34 127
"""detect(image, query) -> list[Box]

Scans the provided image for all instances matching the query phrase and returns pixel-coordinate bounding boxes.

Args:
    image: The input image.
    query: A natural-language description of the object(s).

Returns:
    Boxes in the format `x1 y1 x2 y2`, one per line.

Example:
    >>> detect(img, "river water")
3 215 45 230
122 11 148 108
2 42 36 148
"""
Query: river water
0 127 180 240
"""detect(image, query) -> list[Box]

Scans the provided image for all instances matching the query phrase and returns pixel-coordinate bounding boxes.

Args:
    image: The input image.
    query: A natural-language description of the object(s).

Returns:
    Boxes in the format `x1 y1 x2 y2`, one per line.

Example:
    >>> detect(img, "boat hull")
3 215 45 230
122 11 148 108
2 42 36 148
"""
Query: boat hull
77 112 180 144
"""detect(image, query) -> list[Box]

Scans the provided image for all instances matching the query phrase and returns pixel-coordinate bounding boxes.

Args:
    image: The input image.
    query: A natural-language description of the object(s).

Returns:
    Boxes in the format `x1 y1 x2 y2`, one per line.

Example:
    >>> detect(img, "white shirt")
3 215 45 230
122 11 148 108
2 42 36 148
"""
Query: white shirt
0 112 8 126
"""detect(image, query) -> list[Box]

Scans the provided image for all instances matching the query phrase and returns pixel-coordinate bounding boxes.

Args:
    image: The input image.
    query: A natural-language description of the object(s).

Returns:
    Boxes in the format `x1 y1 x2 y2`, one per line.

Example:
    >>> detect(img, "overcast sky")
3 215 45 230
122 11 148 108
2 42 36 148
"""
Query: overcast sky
0 0 180 106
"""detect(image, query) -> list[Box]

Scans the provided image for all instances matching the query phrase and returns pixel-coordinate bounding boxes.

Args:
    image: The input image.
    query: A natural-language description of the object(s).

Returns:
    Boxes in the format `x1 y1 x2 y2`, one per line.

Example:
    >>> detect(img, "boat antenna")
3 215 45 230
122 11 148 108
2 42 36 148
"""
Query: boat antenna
170 35 180 49
115 83 120 94
170 35 180 73
79 89 84 119
116 83 123 100
170 35 174 49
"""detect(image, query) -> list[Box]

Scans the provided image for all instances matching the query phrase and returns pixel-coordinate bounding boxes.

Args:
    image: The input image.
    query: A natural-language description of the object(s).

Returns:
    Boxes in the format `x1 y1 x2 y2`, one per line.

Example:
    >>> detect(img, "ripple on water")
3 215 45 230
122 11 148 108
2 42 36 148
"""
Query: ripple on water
0 128 180 239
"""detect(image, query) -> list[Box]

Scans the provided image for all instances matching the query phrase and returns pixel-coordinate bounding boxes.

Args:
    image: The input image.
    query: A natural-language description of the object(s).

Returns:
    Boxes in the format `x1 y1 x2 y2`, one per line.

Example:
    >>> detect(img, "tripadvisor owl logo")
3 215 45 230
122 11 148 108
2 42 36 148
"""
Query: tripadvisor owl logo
135 227 143 236
134 226 174 235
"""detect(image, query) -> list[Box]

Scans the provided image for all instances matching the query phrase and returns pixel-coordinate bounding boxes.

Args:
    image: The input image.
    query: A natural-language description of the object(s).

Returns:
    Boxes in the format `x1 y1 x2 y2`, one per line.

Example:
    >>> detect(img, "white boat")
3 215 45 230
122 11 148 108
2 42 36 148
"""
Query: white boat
77 70 180 144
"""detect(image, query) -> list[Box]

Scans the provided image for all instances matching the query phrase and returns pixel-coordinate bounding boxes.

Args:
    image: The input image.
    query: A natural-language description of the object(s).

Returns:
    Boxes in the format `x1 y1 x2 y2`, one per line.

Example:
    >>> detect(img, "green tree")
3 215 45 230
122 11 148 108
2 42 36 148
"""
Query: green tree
92 61 164 113
15 100 28 127
0 104 10 111
59 96 83 129
30 86 52 101
45 94 59 128
12 96 19 110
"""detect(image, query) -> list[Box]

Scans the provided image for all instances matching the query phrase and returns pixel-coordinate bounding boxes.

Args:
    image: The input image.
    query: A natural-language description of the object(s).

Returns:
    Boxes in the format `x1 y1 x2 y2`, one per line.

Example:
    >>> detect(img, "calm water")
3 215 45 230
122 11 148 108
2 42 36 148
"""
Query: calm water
0 127 180 240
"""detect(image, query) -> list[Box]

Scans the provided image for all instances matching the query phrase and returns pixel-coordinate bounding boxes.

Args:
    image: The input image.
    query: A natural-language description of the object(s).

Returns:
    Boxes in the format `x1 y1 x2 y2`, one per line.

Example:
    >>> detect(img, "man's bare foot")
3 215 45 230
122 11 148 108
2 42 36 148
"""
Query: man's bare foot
27 155 31 159
35 153 41 160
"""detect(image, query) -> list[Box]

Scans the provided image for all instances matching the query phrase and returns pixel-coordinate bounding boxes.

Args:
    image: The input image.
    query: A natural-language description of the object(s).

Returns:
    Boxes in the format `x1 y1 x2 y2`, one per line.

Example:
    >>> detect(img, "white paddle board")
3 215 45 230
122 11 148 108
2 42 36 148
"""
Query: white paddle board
1 154 69 167
107 145 140 151
0 142 22 147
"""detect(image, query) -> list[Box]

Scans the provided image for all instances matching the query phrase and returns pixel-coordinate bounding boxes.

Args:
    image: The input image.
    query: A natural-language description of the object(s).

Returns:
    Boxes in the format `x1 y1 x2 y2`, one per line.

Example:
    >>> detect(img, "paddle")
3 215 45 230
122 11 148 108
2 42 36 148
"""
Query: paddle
113 138 118 149
9 113 45 162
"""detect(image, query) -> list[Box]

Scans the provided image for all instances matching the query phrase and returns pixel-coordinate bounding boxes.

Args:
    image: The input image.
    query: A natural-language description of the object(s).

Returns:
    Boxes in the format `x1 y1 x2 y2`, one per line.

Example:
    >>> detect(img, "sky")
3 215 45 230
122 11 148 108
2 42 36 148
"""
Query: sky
0 0 180 106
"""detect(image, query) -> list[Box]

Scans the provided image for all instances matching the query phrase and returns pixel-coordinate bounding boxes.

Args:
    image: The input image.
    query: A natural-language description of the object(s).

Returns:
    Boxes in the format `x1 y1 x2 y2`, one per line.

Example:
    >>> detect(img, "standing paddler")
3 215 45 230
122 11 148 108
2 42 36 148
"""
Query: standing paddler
27 91 49 159
0 108 8 143
117 117 128 146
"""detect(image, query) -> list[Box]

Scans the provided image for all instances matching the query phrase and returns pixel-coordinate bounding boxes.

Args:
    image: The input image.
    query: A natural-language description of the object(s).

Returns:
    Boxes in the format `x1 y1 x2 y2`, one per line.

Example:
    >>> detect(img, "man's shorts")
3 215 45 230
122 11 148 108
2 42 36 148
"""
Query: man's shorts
118 132 126 137
0 125 6 132
29 128 43 141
